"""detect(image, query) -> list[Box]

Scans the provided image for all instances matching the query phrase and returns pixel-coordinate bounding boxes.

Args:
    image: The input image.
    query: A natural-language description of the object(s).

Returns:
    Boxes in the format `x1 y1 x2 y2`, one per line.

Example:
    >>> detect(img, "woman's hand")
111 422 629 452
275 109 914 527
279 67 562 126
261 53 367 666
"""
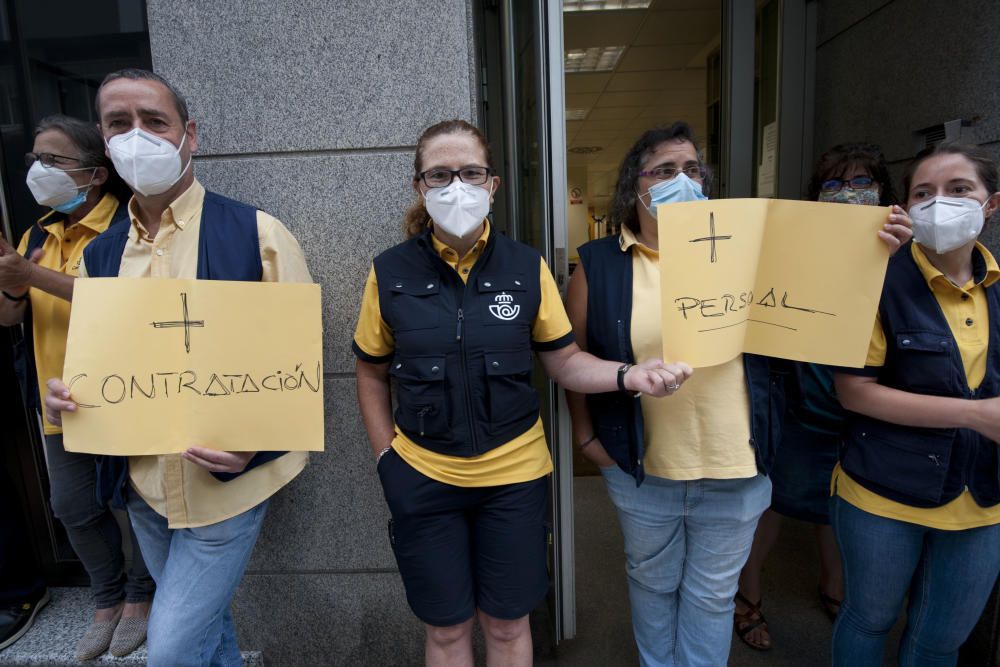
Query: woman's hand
579 436 617 469
624 359 693 397
878 205 913 255
44 378 77 427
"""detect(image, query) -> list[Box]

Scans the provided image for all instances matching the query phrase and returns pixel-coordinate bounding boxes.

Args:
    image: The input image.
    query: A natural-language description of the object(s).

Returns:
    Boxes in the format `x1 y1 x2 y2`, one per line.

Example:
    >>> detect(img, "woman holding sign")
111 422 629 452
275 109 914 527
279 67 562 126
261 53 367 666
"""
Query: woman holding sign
565 123 913 667
353 119 690 667
735 143 907 651
0 115 152 660
832 142 1000 665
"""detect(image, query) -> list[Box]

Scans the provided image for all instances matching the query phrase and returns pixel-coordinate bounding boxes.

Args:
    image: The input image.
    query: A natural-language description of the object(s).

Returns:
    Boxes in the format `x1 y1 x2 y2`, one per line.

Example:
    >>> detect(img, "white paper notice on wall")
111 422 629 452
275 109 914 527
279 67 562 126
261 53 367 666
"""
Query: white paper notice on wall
757 121 777 198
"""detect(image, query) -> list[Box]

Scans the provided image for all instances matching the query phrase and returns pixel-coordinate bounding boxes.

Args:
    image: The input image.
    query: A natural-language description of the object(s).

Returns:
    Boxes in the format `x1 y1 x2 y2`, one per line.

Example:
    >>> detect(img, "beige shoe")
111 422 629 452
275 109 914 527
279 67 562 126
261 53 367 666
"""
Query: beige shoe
109 615 148 657
74 606 122 660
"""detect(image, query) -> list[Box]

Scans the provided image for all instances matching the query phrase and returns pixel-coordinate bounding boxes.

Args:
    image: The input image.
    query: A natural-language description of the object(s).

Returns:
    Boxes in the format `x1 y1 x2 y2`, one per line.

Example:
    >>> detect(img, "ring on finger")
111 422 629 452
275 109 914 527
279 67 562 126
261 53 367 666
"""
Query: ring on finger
667 383 680 390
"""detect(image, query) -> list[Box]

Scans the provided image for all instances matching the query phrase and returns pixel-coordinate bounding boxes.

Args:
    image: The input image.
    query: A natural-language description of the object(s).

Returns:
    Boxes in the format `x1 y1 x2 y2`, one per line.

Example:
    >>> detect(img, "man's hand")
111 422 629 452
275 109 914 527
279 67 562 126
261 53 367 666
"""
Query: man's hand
44 378 77 427
0 235 42 291
624 359 693 397
182 447 255 474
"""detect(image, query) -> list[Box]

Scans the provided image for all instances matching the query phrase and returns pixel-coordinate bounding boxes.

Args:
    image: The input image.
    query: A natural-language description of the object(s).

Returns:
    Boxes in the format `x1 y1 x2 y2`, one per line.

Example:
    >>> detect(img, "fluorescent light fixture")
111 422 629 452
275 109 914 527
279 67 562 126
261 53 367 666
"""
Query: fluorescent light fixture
566 108 589 120
564 46 626 73
563 0 651 11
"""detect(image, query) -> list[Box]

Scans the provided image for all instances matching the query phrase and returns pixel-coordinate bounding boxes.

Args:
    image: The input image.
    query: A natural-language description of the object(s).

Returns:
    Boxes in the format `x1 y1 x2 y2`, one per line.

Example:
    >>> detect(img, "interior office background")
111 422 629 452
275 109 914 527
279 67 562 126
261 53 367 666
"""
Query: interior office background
1 1 998 665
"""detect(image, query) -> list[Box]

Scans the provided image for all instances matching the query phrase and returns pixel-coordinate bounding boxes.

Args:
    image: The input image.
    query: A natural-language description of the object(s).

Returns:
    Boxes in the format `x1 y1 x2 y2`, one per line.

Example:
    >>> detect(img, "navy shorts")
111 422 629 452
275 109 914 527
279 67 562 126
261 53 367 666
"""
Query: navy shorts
376 448 550 627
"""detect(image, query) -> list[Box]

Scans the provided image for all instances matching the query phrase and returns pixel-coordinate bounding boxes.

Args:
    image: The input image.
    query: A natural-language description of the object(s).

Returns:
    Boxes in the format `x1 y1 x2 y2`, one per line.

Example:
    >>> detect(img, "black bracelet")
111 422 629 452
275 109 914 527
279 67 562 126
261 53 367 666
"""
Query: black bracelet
616 362 632 392
576 434 598 450
2 290 27 302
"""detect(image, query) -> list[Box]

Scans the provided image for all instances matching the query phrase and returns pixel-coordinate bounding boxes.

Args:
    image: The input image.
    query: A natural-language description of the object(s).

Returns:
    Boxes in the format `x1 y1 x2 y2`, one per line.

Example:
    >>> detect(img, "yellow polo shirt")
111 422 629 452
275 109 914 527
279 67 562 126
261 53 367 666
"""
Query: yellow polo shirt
353 223 572 487
79 179 312 528
17 192 118 435
833 242 1000 530
620 227 757 479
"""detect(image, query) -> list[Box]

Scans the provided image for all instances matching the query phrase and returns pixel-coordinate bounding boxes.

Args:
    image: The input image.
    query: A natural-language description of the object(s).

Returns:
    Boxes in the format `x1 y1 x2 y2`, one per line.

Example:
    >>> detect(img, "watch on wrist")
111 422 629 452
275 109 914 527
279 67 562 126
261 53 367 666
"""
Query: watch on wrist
616 362 632 392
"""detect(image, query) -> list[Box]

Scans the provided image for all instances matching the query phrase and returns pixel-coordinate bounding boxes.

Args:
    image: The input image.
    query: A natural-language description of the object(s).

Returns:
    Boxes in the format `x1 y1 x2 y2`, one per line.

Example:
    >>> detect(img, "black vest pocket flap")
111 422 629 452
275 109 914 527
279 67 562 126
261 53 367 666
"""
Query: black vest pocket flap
389 278 441 297
843 424 954 504
485 350 533 376
390 356 447 381
896 331 952 353
478 275 528 293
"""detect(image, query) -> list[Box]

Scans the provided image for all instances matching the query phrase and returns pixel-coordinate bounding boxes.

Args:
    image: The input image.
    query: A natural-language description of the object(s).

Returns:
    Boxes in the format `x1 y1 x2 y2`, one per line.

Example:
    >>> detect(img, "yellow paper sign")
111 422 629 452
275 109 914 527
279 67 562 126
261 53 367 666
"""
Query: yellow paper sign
659 199 889 368
61 278 324 455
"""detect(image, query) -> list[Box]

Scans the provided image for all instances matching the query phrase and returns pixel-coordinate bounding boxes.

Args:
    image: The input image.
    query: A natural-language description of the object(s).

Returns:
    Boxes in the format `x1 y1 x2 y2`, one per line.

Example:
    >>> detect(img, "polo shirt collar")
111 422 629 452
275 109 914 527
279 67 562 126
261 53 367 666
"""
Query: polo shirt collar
911 241 1000 290
127 179 205 233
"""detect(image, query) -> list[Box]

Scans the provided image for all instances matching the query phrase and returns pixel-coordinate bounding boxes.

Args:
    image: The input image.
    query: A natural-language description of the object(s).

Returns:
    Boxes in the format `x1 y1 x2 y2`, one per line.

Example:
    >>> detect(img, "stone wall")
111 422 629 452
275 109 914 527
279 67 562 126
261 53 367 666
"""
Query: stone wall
145 1 478 663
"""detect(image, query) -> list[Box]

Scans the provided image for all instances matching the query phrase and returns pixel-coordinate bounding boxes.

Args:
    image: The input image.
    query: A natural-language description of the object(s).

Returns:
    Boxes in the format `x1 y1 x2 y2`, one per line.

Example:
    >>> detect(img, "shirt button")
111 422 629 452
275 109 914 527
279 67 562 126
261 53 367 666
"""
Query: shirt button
966 318 974 326
462 268 469 274
155 249 164 256
962 294 970 300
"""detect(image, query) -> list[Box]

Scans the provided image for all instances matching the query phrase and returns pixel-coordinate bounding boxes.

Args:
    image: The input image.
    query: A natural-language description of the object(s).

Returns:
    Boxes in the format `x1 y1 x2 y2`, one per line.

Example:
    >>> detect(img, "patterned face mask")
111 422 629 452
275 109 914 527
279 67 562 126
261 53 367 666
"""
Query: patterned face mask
817 187 880 206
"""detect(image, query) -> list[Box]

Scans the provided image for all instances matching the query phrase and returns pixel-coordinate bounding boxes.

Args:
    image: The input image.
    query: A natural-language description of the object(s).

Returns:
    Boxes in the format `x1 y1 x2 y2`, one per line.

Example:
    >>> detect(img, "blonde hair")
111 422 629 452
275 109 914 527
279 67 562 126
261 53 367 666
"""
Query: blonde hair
403 119 494 239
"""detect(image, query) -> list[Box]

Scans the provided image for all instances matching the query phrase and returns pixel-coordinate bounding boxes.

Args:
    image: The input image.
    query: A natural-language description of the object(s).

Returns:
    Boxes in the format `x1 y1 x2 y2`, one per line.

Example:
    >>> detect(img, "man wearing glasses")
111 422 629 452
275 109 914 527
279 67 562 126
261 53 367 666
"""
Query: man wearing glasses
43 68 312 667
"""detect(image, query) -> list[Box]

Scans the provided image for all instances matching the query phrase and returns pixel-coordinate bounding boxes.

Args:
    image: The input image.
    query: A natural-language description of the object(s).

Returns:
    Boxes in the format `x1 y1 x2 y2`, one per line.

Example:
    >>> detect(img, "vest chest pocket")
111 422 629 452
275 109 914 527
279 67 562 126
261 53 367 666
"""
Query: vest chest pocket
478 275 530 327
390 356 448 437
484 350 538 432
891 331 958 394
388 279 440 331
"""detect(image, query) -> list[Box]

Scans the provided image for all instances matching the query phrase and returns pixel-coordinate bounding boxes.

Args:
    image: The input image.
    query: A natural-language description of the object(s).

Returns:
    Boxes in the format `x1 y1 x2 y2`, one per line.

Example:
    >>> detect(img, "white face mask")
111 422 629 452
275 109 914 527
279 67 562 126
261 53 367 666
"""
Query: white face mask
424 180 494 238
25 161 95 212
107 128 191 196
908 196 988 254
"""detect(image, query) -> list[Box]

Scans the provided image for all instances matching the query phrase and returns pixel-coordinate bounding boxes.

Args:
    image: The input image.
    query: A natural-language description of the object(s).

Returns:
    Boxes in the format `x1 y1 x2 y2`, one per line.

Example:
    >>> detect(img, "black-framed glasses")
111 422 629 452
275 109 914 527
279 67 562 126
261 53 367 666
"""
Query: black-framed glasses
25 152 83 168
638 164 706 181
417 166 493 188
821 176 875 193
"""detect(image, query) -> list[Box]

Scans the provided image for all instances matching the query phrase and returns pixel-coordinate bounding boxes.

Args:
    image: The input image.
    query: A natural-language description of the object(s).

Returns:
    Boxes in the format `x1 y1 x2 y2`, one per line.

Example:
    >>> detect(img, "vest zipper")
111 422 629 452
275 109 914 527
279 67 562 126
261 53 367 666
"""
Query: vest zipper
456 305 479 453
417 406 431 436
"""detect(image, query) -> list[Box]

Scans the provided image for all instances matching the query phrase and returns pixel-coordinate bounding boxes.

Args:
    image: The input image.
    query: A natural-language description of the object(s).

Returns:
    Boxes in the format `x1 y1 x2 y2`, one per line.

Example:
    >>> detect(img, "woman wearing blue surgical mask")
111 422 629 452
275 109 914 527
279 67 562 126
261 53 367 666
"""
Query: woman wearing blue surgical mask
832 142 1000 666
735 143 911 652
565 124 912 667
353 119 689 667
0 115 152 660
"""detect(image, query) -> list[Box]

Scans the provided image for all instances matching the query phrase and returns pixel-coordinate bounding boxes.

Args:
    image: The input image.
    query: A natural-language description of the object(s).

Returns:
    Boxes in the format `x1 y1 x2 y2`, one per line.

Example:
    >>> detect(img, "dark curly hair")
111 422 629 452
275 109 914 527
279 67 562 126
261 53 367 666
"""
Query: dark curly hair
608 122 710 234
807 143 897 205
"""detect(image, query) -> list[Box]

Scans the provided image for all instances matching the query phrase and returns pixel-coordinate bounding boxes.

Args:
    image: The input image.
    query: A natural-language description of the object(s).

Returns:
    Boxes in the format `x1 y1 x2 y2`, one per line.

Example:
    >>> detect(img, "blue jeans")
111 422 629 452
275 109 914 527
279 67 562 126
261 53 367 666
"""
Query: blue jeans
831 496 1000 666
601 466 771 667
127 489 267 667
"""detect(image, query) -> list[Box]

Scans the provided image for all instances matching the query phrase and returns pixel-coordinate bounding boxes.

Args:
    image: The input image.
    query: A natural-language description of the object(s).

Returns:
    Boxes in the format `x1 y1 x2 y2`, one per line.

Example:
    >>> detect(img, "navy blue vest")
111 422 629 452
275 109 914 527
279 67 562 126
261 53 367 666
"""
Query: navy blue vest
578 234 784 484
841 244 1000 508
365 228 565 457
14 202 130 412
83 190 284 508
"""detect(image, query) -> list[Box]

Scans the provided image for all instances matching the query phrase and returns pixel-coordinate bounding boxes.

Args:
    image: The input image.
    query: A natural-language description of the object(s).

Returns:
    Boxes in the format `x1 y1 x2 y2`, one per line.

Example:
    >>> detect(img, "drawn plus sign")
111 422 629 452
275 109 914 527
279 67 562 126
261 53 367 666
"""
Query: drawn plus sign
151 292 204 354
689 212 732 263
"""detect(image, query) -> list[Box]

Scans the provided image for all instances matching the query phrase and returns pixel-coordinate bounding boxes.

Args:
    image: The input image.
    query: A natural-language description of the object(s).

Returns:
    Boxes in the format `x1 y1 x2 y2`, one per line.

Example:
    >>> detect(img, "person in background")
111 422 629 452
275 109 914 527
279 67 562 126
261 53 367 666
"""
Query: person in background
354 119 690 667
833 141 1000 665
734 143 911 651
0 114 152 660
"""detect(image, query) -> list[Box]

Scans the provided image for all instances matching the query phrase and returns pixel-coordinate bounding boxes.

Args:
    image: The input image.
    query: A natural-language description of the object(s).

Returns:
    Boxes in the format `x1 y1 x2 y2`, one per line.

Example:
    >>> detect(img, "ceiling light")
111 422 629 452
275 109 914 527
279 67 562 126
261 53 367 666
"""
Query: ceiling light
564 46 626 73
563 0 652 11
566 108 589 120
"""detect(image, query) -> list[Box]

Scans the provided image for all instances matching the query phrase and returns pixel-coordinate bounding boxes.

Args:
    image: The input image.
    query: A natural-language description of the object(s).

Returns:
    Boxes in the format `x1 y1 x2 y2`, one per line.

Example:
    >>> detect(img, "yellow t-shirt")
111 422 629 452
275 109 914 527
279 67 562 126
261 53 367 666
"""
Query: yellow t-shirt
621 227 757 480
834 242 1000 530
353 223 573 487
17 193 118 435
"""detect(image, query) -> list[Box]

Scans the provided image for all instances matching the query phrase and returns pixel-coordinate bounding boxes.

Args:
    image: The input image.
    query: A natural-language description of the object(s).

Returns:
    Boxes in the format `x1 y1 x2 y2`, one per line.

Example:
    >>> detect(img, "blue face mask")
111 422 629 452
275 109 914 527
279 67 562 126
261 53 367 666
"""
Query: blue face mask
641 172 707 217
52 191 87 214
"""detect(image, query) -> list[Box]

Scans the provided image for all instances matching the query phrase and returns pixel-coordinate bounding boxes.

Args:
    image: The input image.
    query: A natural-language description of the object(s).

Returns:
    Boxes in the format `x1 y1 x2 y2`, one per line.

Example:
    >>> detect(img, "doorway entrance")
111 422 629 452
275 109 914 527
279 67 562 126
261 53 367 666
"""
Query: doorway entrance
478 0 816 650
